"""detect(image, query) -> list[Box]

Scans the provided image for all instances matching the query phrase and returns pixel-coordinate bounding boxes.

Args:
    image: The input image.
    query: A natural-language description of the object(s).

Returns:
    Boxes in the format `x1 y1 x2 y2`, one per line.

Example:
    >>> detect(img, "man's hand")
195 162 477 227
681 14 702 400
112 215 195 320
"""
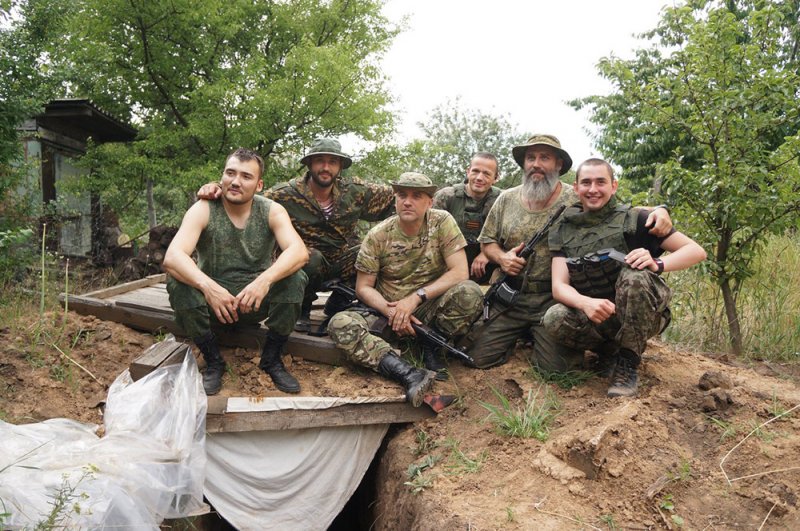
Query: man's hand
386 295 421 336
498 242 527 276
203 281 239 324
235 277 271 314
625 248 658 272
471 251 490 279
645 207 673 236
579 297 616 324
197 182 223 200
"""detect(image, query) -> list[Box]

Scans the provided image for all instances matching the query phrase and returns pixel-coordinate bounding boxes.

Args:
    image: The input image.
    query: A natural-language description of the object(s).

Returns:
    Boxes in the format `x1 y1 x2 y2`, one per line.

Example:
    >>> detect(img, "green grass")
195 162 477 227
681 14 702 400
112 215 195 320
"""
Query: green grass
479 385 560 440
443 438 487 475
411 428 438 457
665 232 800 361
530 367 595 389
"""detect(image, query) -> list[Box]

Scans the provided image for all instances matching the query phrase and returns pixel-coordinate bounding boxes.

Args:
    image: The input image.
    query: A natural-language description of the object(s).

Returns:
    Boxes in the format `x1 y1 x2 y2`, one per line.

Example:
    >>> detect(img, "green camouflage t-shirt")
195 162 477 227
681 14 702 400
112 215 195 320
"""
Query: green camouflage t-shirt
356 208 466 302
478 184 576 291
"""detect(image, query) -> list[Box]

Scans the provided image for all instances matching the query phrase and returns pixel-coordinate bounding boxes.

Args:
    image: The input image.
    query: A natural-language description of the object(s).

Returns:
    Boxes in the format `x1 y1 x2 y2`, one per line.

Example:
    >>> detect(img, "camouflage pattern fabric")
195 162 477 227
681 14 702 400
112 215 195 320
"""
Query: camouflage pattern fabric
357 209 467 302
542 267 671 359
328 280 483 369
434 183 502 283
465 184 576 367
461 290 584 371
167 196 308 338
266 173 394 256
478 185 577 293
433 183 502 244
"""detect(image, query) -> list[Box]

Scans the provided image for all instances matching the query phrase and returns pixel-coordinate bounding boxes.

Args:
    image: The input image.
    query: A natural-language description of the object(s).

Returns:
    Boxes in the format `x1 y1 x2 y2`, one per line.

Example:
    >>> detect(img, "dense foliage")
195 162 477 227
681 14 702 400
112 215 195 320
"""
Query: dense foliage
572 0 800 352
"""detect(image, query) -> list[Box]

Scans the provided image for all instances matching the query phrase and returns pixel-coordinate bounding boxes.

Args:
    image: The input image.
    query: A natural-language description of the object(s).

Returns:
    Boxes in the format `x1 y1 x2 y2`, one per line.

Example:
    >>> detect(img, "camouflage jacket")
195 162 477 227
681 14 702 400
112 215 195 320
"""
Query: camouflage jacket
433 183 502 245
266 172 395 255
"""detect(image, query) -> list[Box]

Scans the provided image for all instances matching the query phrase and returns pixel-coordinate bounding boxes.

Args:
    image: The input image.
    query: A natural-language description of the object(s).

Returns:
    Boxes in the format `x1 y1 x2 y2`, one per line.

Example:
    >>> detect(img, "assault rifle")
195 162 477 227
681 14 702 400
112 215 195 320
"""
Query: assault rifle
482 204 567 320
327 282 475 366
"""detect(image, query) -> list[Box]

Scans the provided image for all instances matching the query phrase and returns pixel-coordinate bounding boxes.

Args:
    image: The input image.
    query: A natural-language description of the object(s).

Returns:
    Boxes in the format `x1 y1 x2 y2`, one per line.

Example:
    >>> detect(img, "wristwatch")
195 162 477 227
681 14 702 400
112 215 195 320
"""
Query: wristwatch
654 258 665 275
416 288 428 302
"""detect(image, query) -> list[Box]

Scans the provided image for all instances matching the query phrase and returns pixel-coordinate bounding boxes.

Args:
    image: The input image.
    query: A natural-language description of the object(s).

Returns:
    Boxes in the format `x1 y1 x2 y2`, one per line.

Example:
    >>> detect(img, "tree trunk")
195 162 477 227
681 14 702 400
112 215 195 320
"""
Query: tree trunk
720 278 742 355
146 178 157 229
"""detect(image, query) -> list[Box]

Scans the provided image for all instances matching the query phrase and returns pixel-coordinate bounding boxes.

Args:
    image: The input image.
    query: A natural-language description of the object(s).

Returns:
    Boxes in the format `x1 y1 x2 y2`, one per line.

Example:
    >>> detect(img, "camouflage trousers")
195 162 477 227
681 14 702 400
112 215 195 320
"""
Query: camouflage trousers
463 290 584 372
302 245 360 312
542 268 672 361
167 270 308 339
327 280 483 370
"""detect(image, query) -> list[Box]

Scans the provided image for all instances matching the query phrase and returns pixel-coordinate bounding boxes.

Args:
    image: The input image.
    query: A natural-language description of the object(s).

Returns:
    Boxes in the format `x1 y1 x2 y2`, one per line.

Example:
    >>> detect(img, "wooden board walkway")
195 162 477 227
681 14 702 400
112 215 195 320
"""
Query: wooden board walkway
59 274 438 432
59 274 345 366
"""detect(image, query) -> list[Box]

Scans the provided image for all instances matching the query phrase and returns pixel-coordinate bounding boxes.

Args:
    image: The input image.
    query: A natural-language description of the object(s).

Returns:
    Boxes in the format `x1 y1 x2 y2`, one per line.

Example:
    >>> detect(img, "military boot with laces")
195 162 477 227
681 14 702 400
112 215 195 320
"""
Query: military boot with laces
607 350 640 398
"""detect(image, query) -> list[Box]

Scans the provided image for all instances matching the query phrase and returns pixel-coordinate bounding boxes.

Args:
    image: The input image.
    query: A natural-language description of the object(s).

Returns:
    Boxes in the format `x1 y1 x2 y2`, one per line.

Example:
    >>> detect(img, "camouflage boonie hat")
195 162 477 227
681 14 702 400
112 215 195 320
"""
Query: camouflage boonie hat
512 134 573 176
300 137 353 169
390 172 437 196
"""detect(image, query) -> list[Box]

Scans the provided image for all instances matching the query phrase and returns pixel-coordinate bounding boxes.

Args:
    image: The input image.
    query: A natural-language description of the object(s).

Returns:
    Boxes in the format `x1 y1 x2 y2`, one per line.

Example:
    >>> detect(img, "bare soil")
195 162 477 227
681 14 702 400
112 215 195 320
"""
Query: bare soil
2 311 799 529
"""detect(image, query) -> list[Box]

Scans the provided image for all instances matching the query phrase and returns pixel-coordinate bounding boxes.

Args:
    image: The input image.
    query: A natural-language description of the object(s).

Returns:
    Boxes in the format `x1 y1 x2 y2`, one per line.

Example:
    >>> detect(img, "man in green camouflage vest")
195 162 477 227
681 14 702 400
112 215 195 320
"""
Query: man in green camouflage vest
544 158 706 397
327 172 483 406
165 148 310 395
433 152 502 284
466 135 675 371
198 138 395 333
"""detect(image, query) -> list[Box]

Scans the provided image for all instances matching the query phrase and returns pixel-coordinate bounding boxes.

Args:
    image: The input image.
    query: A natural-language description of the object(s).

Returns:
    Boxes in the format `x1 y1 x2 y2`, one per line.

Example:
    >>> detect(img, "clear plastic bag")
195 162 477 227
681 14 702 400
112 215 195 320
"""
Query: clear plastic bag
0 337 207 529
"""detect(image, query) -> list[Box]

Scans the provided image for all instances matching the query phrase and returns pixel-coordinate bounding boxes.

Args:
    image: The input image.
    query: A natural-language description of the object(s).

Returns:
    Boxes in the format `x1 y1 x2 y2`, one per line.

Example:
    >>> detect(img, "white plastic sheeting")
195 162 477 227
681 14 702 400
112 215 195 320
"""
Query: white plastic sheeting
205 397 389 530
0 339 207 529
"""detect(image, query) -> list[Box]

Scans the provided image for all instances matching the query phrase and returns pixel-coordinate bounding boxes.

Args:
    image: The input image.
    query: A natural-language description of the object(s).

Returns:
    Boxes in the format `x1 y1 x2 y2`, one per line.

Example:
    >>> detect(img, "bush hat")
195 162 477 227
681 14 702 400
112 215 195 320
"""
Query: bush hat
390 172 438 196
299 137 353 169
511 134 572 176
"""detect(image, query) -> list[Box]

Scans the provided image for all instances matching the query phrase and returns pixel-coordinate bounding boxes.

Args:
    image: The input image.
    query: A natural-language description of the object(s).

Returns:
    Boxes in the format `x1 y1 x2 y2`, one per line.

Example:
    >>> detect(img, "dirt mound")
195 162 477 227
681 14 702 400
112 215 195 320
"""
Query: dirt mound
1 313 798 529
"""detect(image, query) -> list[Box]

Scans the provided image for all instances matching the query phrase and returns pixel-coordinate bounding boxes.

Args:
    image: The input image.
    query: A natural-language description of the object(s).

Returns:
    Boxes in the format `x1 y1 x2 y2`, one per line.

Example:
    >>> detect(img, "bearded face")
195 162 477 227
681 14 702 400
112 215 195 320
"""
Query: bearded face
522 167 560 203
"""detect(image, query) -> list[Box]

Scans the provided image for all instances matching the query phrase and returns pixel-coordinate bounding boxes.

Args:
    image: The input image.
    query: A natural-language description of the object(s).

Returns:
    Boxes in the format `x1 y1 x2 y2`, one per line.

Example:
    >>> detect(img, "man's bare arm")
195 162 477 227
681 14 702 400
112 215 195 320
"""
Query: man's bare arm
196 182 223 201
163 201 239 324
482 241 526 276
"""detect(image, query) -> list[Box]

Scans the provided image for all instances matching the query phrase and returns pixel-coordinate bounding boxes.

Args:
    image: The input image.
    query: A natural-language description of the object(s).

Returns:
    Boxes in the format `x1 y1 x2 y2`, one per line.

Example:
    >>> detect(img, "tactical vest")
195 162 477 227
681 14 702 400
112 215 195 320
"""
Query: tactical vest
558 202 636 298
197 195 275 286
448 184 499 245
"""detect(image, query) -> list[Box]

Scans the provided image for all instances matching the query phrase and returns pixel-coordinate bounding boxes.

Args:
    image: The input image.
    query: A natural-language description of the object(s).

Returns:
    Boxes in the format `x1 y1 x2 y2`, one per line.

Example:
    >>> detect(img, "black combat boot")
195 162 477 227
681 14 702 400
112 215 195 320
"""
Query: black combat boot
259 330 300 393
193 332 226 396
378 353 436 407
294 305 313 334
607 349 640 398
421 342 448 381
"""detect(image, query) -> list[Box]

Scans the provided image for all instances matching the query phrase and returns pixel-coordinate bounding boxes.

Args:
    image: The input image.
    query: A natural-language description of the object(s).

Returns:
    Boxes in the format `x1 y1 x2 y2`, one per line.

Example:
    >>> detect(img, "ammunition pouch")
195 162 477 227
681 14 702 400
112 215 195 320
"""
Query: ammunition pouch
566 249 625 299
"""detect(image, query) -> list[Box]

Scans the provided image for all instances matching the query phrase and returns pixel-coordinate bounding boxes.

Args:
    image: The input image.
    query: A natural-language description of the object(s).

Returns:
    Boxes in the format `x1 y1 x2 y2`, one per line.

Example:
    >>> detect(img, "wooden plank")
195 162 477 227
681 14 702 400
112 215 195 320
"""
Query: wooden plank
130 341 189 381
205 401 434 433
77 273 166 300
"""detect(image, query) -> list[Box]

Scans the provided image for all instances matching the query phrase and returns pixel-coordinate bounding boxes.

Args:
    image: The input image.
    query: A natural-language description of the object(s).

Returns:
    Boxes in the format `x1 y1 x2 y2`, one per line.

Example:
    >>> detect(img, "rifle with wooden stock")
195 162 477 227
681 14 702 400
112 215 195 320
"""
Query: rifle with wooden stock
482 204 567 320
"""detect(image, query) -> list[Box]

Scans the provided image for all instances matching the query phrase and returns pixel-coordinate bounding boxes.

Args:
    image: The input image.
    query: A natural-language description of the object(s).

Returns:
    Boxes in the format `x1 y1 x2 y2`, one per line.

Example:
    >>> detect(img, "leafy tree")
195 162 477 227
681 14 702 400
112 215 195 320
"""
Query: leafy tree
573 0 800 354
409 99 524 187
7 0 399 230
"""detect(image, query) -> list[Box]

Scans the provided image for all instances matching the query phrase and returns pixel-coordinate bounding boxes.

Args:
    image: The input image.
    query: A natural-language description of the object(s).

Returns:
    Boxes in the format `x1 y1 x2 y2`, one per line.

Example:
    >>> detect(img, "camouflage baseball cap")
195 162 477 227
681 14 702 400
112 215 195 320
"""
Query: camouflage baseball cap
512 134 573 176
390 172 437 196
299 137 353 169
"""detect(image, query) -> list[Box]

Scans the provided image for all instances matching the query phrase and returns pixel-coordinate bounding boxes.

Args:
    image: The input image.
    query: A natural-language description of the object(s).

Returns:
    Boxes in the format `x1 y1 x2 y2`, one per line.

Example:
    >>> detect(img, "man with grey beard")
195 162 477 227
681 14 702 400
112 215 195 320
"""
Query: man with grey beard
464 135 673 370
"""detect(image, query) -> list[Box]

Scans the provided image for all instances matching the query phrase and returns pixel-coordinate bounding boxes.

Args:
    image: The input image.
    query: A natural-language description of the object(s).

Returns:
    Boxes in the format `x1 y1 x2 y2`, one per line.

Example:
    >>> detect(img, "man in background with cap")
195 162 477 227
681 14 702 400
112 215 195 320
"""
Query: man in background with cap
327 172 483 404
433 152 503 283
198 138 395 332
466 135 674 371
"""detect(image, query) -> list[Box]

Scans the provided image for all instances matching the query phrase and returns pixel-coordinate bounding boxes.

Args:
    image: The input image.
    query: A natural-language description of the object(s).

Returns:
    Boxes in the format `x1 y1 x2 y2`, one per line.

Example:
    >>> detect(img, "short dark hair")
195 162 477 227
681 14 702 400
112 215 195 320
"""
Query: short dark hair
470 152 500 178
226 148 264 178
575 158 614 181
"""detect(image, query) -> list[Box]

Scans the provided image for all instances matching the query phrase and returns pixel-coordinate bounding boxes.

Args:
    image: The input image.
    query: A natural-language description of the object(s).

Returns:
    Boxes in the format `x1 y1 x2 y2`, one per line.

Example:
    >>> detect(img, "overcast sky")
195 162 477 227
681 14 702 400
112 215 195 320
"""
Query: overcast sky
378 0 670 167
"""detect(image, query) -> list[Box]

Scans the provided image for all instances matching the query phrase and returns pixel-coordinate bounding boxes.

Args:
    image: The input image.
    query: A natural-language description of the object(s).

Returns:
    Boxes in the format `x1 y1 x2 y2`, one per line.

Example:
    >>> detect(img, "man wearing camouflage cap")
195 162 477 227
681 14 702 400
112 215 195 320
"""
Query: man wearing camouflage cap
466 135 674 371
198 138 395 331
327 172 483 405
